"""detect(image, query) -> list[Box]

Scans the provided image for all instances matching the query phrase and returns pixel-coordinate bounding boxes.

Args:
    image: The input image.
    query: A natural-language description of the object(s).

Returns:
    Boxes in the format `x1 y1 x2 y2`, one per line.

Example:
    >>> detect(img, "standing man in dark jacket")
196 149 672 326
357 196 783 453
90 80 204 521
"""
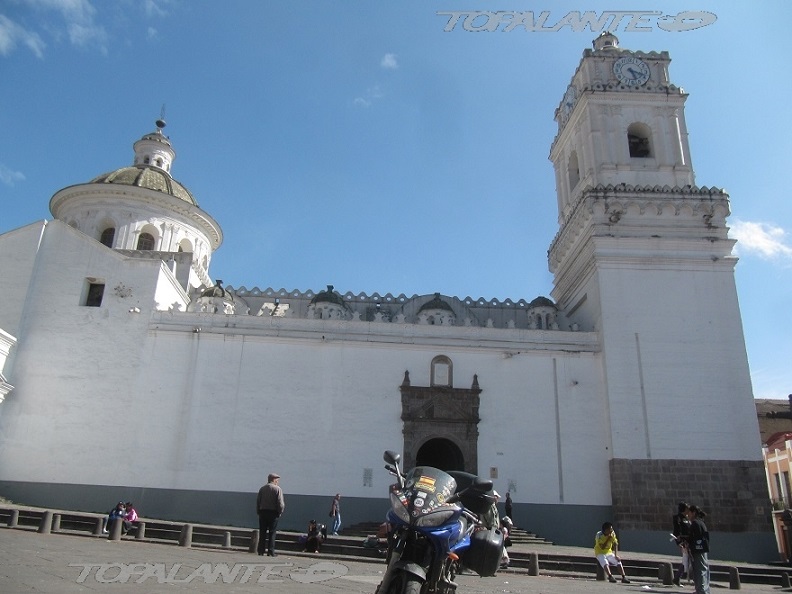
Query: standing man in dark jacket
257 473 285 557
504 492 513 523
683 505 710 594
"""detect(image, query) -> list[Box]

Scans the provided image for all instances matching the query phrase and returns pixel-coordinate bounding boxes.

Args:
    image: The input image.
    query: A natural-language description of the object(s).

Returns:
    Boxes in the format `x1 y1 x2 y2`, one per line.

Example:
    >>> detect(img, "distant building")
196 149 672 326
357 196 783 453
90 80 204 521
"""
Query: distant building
0 34 775 561
759 398 792 561
757 398 792 444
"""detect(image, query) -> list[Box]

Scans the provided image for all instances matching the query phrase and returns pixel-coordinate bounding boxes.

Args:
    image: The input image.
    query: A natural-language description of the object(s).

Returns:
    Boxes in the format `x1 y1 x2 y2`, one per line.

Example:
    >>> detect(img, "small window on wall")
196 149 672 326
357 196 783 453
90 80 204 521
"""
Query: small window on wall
137 232 155 251
430 355 453 388
85 282 105 307
99 227 115 247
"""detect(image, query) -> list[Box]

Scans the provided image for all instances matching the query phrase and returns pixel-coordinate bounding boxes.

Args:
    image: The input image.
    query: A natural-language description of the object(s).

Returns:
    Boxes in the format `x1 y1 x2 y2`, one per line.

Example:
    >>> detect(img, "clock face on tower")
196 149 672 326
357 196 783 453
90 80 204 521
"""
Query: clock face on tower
561 85 577 120
613 56 650 87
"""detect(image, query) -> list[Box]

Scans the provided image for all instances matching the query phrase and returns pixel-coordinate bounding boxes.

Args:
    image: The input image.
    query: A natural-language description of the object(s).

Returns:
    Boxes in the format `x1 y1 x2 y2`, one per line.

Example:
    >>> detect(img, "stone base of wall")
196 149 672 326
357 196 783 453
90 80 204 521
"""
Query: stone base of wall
610 458 772 533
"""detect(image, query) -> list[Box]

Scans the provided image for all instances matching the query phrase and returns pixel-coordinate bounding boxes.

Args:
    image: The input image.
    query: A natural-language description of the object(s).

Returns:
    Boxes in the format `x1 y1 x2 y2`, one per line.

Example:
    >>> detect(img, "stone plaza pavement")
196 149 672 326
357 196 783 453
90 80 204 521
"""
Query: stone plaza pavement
0 527 789 594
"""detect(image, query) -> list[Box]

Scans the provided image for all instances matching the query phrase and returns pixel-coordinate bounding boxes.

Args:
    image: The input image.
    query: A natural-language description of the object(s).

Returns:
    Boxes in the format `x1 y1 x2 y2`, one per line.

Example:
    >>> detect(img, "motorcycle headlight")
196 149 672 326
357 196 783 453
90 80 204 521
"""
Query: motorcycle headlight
414 506 460 527
389 491 411 523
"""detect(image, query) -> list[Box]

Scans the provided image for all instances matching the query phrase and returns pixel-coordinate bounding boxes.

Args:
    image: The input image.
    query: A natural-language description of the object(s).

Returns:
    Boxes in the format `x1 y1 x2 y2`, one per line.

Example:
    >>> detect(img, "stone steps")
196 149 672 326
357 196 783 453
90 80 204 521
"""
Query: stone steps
3 506 790 587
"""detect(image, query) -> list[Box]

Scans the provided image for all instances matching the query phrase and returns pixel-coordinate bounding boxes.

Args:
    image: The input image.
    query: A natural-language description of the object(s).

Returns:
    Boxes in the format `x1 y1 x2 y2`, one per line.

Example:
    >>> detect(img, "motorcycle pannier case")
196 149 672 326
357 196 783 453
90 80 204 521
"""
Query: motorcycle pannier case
462 527 504 577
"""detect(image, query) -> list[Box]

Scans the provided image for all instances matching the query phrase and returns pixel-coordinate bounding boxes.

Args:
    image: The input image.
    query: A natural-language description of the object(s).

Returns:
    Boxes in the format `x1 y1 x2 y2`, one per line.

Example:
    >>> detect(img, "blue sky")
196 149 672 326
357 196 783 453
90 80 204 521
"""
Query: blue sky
1 1 790 400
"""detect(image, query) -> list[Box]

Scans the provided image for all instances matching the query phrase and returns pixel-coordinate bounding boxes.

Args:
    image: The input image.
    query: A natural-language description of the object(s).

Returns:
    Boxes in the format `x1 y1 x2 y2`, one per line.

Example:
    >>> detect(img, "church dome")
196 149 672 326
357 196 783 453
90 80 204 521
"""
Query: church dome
200 280 233 301
90 166 197 205
418 293 454 313
592 31 619 51
48 117 223 292
308 285 348 320
417 293 456 326
529 296 556 309
87 118 197 205
528 296 558 330
310 285 346 307
189 280 235 314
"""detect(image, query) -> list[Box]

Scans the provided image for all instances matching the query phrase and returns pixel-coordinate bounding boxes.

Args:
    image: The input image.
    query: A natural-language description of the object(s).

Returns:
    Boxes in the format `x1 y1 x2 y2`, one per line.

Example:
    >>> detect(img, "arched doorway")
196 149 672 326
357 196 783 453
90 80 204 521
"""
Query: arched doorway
400 368 481 474
416 438 465 471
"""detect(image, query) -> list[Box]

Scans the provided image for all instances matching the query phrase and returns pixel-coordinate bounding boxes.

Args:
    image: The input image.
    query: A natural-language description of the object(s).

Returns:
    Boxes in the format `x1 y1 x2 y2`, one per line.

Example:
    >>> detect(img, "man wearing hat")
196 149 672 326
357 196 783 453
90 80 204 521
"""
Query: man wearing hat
256 473 285 556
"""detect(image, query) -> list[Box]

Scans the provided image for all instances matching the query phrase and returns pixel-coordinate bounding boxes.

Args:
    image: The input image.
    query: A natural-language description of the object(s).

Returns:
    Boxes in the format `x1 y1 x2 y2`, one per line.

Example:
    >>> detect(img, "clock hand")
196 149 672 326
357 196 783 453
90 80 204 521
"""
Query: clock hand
627 67 643 79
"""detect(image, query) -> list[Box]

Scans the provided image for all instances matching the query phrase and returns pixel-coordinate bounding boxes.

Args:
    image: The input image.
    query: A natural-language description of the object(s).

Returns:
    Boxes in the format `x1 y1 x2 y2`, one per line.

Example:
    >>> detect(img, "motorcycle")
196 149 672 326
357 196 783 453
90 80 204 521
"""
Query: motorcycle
374 450 505 594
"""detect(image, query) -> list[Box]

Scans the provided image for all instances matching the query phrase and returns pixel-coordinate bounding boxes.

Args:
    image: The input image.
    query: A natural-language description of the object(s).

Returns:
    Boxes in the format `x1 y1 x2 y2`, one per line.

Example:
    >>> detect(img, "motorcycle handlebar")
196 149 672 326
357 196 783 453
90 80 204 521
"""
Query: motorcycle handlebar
461 509 482 524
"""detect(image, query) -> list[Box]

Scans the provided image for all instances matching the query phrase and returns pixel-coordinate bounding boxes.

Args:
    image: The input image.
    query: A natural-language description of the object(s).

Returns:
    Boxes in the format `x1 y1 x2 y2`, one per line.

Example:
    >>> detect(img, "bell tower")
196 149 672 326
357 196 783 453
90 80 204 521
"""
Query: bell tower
547 34 770 547
550 31 694 225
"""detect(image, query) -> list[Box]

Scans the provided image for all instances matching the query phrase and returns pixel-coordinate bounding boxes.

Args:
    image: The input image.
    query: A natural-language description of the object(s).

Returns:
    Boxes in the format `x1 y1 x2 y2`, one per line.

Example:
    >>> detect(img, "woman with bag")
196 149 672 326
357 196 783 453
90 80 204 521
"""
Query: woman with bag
329 493 341 535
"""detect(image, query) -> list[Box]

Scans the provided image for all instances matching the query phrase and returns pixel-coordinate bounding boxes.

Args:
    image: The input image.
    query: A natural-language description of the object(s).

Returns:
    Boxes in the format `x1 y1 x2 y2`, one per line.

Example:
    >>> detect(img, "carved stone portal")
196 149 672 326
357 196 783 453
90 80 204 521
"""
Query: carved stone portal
400 370 481 474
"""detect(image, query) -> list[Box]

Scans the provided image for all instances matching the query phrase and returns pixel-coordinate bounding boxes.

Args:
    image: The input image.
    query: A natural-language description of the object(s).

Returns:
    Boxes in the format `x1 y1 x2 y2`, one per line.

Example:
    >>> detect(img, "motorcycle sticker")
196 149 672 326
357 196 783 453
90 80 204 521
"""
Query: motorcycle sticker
416 476 436 493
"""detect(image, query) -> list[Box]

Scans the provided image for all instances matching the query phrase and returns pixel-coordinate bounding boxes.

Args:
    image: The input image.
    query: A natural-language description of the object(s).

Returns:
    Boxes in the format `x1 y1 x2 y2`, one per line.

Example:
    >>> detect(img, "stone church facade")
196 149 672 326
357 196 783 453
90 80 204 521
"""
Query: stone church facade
0 34 774 561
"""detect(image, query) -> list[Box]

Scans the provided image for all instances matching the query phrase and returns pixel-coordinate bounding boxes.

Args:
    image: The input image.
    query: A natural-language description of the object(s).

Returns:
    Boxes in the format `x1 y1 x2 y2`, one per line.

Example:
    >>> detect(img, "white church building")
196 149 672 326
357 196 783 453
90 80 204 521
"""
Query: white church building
0 34 774 561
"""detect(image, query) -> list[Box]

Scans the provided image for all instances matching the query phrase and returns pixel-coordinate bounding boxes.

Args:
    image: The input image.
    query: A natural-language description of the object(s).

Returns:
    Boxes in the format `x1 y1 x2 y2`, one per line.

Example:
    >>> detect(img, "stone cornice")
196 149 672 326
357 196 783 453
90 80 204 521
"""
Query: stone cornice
151 310 601 353
548 184 731 273
49 184 223 249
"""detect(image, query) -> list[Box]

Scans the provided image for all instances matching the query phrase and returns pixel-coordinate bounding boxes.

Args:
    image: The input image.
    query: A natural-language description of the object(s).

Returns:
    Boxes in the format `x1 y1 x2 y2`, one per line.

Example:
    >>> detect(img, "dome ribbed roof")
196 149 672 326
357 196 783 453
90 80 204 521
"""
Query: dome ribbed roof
200 280 233 301
310 285 347 307
90 165 197 205
529 296 556 309
418 293 454 313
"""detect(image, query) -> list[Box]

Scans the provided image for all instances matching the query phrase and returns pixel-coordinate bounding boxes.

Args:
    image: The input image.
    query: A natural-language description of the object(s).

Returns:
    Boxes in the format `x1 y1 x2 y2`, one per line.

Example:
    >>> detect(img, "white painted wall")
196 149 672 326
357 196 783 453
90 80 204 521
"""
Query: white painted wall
0 216 760 512
596 260 760 460
0 227 615 508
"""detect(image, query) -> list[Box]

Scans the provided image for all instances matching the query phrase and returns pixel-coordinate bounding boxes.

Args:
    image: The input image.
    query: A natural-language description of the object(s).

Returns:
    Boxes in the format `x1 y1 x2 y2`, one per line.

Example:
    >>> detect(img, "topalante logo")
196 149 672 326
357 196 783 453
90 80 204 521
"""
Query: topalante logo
437 11 717 33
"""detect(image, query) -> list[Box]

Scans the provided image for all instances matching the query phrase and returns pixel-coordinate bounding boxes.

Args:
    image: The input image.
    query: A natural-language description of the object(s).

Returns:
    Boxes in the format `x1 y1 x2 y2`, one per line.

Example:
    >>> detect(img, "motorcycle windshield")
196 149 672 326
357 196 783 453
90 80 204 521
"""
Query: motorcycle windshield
398 466 457 516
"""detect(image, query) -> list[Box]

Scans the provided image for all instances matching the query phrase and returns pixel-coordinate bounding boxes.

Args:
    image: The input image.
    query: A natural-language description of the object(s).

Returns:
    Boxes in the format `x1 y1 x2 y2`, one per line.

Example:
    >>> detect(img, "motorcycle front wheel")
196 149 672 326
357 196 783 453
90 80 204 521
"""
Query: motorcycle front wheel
384 570 423 594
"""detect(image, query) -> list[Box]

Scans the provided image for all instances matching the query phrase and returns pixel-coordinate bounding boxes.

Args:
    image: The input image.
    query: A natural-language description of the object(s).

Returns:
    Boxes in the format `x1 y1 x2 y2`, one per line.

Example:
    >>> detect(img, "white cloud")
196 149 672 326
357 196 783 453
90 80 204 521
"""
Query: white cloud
2 0 108 54
730 220 792 260
27 0 98 27
67 21 107 50
0 14 46 58
353 85 385 109
353 54 397 108
0 164 26 186
380 53 398 70
144 0 170 18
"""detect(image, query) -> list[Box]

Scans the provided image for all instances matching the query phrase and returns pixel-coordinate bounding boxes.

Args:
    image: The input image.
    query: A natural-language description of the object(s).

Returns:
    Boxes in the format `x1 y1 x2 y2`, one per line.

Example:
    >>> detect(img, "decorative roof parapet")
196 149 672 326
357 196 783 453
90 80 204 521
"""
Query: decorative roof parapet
231 286 538 308
203 286 576 330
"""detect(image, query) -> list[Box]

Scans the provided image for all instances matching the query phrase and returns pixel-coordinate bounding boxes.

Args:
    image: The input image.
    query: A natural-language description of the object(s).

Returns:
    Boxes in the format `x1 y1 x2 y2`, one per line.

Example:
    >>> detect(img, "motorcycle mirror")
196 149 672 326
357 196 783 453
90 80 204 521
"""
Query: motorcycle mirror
383 450 401 465
471 477 494 493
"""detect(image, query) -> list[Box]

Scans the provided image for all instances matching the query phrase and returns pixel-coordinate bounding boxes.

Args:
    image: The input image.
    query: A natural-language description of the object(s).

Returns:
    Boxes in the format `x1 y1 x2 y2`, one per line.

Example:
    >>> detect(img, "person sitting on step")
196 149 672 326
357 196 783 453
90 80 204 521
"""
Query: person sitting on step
594 522 631 584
